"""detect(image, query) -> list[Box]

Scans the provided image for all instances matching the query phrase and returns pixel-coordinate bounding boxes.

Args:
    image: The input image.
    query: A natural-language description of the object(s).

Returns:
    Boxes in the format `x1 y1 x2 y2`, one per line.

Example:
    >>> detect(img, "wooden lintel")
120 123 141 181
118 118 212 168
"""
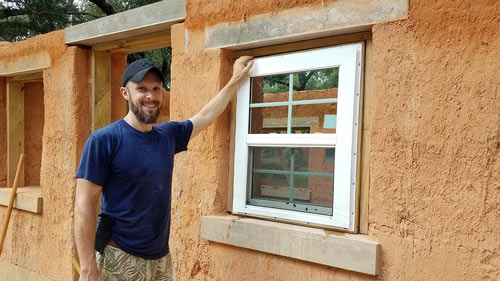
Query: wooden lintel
93 31 171 53
235 32 372 57
6 72 43 83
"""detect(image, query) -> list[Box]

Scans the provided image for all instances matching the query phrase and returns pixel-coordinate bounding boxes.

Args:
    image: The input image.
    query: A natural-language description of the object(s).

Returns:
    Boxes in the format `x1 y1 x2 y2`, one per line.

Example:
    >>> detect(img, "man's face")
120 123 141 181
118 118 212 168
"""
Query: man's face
124 71 163 124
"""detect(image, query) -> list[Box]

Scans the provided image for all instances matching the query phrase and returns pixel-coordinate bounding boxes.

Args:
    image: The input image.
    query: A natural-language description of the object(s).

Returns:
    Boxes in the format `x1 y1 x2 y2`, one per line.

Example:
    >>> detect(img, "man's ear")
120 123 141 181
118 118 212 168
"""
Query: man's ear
120 87 129 100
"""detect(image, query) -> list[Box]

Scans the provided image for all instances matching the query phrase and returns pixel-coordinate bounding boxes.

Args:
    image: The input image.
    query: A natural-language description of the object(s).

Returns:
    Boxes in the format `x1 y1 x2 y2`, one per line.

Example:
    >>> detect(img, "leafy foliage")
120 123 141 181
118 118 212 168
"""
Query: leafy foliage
128 47 172 90
0 0 171 89
0 0 98 41
263 68 339 93
0 0 163 41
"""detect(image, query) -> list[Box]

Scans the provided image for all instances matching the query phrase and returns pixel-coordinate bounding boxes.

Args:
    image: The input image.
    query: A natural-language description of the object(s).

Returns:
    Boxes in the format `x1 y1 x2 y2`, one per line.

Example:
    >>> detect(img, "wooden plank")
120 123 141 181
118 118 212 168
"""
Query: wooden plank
93 31 171 53
0 186 42 214
359 40 373 235
6 82 24 188
235 32 372 57
6 72 43 83
91 50 112 131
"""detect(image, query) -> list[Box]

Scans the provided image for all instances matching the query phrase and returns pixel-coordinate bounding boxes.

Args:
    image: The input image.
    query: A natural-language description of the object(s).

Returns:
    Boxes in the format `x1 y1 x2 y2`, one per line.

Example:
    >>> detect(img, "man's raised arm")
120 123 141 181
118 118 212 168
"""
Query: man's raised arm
189 56 254 138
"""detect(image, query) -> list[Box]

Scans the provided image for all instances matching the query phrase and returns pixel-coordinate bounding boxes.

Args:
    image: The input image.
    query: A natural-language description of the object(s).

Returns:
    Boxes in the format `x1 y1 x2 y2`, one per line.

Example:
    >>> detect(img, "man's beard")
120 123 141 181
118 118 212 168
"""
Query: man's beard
129 99 161 124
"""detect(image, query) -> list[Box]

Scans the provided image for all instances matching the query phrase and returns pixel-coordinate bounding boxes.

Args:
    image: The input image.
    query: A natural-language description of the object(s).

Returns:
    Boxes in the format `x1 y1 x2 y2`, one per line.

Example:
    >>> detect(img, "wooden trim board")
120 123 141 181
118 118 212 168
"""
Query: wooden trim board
0 187 42 214
6 81 24 188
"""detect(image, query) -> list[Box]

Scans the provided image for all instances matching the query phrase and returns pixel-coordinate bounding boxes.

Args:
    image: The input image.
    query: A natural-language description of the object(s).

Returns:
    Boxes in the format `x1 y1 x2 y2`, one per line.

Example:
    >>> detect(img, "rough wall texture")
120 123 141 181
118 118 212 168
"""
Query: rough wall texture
0 0 498 280
0 77 6 186
170 0 500 280
169 22 235 280
0 31 91 281
185 0 335 30
369 0 500 280
24 81 44 186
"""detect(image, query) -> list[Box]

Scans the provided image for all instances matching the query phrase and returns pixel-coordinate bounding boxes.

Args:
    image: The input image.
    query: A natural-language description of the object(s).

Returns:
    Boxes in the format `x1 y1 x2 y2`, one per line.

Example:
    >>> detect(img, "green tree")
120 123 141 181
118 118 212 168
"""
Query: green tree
263 68 339 94
0 0 171 89
0 0 99 42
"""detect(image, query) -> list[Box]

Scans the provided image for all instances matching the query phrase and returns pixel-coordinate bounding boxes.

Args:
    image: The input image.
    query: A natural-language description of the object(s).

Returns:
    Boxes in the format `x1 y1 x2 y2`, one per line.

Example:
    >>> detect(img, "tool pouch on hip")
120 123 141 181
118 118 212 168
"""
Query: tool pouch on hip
95 214 115 255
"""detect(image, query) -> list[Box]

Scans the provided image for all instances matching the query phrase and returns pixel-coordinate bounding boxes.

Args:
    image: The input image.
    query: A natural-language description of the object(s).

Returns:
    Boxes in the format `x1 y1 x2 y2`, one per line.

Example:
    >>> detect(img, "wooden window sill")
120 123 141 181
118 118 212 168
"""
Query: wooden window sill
0 186 43 214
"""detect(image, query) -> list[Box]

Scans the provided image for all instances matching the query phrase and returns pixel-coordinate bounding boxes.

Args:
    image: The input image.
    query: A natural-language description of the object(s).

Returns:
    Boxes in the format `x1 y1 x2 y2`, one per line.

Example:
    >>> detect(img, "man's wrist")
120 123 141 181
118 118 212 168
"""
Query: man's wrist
227 77 238 87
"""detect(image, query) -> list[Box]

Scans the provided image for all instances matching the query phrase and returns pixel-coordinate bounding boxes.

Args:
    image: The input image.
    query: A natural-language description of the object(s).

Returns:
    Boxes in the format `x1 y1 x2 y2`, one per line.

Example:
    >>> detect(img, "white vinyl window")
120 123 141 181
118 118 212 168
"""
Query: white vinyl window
233 43 363 230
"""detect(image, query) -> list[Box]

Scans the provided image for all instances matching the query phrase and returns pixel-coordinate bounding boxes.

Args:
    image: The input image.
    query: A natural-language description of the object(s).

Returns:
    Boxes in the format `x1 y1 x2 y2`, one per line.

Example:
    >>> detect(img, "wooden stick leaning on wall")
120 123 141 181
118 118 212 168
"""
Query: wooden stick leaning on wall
72 257 81 275
0 154 25 255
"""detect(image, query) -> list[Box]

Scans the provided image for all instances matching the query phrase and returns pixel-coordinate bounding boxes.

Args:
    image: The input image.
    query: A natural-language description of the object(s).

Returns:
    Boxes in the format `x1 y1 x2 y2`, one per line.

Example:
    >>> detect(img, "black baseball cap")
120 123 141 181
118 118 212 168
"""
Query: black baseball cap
122 58 164 87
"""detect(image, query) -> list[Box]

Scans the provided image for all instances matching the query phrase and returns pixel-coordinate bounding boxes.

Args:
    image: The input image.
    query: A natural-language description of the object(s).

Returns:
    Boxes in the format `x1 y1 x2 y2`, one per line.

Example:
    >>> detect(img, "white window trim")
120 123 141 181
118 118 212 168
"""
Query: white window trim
233 43 363 231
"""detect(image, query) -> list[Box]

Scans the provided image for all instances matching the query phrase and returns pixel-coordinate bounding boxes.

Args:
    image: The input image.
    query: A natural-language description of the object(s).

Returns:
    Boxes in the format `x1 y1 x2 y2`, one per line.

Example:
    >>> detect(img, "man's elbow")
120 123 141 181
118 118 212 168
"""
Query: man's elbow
75 195 93 217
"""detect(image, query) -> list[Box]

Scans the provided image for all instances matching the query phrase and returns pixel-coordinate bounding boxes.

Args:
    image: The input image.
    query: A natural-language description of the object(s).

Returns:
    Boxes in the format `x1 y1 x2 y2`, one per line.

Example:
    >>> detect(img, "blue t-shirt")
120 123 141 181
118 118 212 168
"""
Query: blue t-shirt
75 119 193 259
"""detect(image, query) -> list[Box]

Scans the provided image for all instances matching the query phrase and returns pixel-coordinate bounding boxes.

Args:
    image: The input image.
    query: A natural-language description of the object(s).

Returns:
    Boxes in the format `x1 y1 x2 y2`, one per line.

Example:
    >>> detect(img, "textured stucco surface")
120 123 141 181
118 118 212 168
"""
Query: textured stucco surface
0 77 6 186
24 81 44 186
186 0 336 30
368 0 500 280
0 0 498 280
169 22 234 280
170 0 500 280
0 31 91 281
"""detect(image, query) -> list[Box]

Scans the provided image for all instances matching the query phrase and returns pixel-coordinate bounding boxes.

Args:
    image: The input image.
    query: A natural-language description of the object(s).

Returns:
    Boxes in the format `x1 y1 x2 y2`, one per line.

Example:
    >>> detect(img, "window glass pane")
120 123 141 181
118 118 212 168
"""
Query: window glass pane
248 147 334 215
291 104 336 134
248 68 338 135
251 75 289 104
293 68 339 94
249 106 289 134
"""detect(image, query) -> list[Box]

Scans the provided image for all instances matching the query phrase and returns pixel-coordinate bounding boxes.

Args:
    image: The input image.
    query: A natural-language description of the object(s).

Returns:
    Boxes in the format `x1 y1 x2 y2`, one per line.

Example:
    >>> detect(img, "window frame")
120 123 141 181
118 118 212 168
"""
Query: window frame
232 42 364 231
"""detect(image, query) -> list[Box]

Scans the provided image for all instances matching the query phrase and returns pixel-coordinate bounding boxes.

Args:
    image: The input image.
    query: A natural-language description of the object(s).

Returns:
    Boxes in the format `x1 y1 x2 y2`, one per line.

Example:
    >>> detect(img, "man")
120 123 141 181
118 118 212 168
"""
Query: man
75 56 254 281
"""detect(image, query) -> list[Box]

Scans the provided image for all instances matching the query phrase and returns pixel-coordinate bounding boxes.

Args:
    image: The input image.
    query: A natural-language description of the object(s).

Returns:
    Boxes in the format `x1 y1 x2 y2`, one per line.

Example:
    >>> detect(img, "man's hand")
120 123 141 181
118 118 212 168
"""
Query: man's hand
230 56 254 83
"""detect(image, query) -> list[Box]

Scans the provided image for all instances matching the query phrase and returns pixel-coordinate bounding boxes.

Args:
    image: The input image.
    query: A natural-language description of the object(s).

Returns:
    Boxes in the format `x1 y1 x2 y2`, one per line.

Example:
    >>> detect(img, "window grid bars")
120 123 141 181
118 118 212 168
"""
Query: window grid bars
287 73 293 134
249 98 338 108
252 168 333 178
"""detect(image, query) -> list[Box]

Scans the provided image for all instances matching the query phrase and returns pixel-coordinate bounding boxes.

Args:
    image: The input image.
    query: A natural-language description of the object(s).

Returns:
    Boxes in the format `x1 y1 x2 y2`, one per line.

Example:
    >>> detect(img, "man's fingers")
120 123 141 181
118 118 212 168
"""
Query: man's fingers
232 56 254 81
237 56 254 66
242 60 254 74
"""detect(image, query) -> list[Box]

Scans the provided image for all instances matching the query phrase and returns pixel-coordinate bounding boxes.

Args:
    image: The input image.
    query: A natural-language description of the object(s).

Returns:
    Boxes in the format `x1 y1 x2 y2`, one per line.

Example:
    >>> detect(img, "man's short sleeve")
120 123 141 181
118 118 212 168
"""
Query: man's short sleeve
172 120 193 153
75 135 111 187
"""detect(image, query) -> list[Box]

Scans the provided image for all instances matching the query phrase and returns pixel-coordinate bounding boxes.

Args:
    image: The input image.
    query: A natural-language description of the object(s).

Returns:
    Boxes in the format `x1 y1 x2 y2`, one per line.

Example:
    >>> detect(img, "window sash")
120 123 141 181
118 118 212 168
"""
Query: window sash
233 43 363 230
249 98 338 108
246 134 336 147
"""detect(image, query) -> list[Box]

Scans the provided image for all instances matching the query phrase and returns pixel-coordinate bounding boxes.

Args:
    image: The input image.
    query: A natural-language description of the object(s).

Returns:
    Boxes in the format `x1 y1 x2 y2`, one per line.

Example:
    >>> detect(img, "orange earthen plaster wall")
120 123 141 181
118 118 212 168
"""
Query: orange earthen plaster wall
185 0 336 30
0 78 6 187
169 0 500 280
0 31 91 281
0 0 498 280
24 81 44 186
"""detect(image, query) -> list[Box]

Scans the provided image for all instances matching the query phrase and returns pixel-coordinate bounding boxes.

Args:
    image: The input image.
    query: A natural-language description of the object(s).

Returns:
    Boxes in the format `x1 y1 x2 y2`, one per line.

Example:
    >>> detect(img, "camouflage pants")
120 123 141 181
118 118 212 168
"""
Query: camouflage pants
96 245 173 281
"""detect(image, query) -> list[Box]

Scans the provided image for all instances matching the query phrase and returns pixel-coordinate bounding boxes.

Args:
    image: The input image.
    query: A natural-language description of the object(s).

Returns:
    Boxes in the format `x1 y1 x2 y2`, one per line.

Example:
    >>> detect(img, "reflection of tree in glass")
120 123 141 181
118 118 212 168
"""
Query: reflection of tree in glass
263 68 339 94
